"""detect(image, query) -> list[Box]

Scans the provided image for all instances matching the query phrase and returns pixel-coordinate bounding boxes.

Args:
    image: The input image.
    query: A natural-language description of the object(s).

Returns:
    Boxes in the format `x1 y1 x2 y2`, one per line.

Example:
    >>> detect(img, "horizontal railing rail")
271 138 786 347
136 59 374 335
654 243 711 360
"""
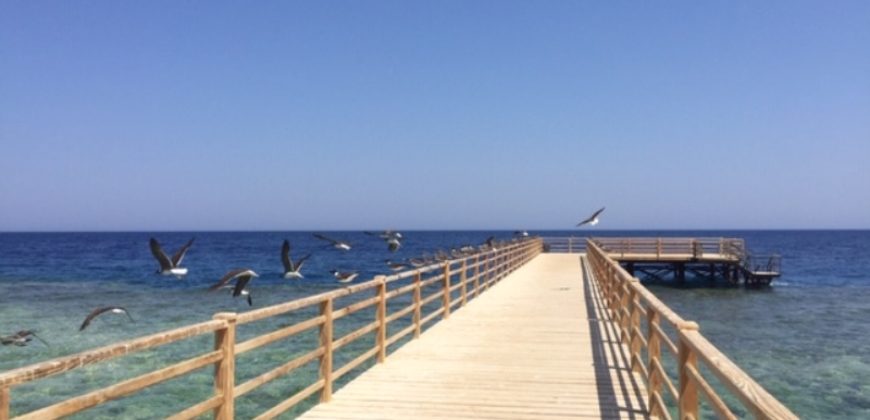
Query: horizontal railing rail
592 237 747 260
585 239 796 419
541 236 586 253
0 238 544 420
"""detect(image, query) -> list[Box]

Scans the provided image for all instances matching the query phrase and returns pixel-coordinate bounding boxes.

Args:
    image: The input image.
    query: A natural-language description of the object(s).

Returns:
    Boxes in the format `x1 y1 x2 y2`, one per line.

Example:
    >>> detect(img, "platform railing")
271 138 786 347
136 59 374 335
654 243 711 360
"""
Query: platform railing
585 240 796 420
0 239 543 420
541 236 586 253
592 237 746 259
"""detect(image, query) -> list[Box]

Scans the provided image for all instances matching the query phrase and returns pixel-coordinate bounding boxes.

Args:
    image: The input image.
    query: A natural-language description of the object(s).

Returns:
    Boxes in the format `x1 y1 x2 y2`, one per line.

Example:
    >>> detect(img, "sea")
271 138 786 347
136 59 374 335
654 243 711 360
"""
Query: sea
1 230 868 419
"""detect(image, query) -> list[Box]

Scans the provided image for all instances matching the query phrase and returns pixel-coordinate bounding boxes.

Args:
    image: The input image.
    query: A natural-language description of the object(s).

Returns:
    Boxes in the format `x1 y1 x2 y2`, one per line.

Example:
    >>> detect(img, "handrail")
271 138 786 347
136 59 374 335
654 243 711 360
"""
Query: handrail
0 237 543 419
585 239 796 419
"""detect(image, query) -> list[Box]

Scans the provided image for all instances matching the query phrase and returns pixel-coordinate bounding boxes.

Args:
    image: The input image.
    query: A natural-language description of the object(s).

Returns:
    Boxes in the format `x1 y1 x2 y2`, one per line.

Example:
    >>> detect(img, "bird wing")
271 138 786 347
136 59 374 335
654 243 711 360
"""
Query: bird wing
233 274 253 297
79 307 114 331
281 240 293 271
149 238 173 271
209 269 251 291
294 253 311 270
312 233 338 244
171 238 195 267
576 207 605 226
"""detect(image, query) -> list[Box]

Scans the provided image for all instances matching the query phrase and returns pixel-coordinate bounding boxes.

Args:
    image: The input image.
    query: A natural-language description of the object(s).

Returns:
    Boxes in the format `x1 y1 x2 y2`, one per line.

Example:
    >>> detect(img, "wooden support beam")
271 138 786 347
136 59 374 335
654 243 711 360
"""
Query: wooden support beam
375 276 387 363
319 298 334 402
212 313 237 420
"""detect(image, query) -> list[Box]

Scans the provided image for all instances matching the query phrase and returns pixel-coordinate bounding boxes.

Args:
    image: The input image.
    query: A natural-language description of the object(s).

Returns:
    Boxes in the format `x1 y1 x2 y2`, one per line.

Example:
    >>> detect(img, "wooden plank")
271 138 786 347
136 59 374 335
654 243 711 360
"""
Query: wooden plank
212 313 236 420
300 253 648 420
253 379 325 420
165 395 223 420
319 299 333 403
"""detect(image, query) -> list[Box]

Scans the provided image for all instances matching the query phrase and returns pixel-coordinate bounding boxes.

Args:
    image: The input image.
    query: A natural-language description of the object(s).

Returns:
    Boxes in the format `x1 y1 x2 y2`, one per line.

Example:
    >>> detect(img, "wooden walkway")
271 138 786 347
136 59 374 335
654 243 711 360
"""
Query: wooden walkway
300 254 649 420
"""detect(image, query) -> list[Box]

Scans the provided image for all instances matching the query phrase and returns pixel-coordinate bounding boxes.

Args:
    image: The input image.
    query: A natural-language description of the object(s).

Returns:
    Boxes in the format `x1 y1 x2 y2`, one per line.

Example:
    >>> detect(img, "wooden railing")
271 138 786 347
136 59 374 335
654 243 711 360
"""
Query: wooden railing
541 236 586 253
585 240 796 419
592 237 746 259
0 238 543 420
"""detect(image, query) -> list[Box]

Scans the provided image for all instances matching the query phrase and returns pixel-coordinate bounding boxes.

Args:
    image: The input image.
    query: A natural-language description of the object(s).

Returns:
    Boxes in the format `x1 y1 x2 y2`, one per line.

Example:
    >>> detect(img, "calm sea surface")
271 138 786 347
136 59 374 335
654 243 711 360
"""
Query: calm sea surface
1 230 869 418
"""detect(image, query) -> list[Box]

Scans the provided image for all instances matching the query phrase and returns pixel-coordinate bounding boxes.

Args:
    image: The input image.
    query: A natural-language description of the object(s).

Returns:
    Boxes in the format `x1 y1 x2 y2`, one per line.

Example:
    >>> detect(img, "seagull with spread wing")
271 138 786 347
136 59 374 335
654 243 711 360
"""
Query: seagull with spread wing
576 207 605 227
312 233 351 251
209 269 259 306
150 237 194 278
281 240 311 279
1 330 49 347
79 306 135 331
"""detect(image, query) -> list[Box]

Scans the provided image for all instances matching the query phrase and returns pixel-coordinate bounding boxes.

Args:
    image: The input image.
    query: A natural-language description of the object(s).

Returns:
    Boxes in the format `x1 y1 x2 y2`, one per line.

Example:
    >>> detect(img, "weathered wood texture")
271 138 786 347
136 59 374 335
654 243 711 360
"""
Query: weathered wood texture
300 254 649 420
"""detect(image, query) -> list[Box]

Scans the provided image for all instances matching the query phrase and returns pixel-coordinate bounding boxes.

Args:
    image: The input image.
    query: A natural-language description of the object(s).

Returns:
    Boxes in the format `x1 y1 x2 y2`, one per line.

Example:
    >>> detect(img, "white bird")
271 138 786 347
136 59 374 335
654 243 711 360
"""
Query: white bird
281 240 311 279
330 270 359 283
209 269 259 303
150 237 194 278
313 233 351 251
0 330 49 347
79 306 135 331
576 207 605 227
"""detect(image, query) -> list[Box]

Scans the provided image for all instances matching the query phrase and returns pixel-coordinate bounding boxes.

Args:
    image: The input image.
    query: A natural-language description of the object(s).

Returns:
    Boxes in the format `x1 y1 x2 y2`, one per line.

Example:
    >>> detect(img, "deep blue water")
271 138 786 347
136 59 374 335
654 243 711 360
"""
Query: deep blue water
1 230 869 418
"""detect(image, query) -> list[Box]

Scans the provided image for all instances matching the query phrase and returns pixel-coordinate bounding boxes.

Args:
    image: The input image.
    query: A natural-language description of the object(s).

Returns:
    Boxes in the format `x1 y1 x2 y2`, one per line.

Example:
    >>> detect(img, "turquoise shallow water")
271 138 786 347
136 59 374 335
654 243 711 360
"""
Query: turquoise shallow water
2 230 869 418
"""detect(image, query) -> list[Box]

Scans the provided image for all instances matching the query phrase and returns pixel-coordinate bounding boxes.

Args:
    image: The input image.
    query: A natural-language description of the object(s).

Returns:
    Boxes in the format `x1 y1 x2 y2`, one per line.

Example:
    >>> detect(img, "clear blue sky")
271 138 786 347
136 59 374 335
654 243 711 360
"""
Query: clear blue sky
1 1 868 231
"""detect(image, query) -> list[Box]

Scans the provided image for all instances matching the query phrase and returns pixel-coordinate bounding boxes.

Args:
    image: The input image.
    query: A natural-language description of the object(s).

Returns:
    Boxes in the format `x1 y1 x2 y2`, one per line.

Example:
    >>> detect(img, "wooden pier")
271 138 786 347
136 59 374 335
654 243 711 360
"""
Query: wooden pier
0 237 796 419
545 237 782 286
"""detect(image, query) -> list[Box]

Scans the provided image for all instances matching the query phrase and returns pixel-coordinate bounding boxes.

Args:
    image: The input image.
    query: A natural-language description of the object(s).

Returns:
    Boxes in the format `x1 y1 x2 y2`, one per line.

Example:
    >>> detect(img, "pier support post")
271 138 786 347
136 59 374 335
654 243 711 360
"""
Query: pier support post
678 322 700 420
319 298 334 402
212 312 238 420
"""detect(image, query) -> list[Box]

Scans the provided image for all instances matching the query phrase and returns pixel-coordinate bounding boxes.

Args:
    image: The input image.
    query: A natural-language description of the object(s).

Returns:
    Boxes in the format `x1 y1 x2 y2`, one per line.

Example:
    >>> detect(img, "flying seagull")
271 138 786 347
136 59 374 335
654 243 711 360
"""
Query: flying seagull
219 284 253 306
79 306 135 331
364 230 403 240
313 233 351 251
576 207 605 227
150 237 194 278
330 270 359 283
209 269 259 303
0 330 49 347
281 240 311 279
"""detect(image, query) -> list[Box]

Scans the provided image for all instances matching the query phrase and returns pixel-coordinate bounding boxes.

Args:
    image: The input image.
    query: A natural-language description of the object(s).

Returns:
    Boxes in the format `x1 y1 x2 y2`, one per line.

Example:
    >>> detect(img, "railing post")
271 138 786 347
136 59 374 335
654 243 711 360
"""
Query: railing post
1 386 9 420
212 312 238 420
319 298 334 402
678 322 700 420
442 263 451 318
484 253 492 291
413 272 422 339
473 255 480 298
657 238 662 257
628 282 642 373
647 309 663 418
568 237 573 253
375 275 387 363
460 259 468 307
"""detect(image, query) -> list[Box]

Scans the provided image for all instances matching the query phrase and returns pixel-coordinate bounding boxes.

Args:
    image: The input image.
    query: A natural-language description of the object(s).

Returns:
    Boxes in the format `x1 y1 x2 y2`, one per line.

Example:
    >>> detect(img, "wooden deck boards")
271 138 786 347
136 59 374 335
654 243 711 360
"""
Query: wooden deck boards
299 254 649 420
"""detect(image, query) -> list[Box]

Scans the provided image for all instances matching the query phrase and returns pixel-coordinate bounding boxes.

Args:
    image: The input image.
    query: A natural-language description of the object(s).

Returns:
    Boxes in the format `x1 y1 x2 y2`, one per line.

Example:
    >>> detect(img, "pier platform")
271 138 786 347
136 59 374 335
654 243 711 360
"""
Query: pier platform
300 254 648 419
